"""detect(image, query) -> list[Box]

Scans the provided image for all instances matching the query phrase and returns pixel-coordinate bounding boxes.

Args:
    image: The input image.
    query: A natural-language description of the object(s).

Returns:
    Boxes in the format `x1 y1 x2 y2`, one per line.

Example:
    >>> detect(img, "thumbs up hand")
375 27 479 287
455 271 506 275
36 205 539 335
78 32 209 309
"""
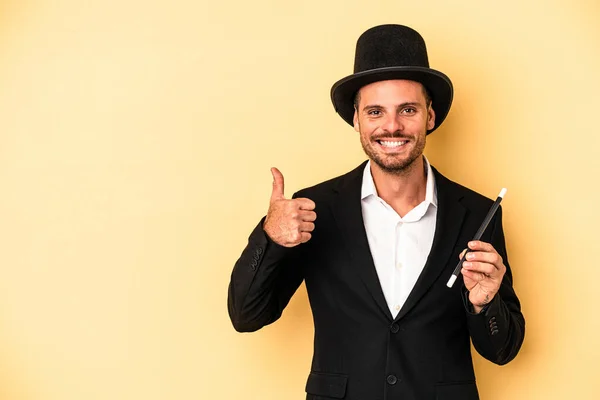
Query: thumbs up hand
264 168 316 247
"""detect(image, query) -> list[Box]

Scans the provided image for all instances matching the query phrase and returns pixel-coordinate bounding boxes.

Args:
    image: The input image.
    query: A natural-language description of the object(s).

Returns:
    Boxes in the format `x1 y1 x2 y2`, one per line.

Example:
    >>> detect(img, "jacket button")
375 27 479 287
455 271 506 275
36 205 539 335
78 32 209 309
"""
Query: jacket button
386 375 397 385
390 323 400 333
491 329 499 336
257 247 263 255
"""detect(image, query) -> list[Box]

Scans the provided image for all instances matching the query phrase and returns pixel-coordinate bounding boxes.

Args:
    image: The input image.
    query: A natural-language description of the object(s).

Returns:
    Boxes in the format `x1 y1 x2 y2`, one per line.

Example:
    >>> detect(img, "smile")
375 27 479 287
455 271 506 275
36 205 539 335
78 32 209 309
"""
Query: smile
377 140 408 148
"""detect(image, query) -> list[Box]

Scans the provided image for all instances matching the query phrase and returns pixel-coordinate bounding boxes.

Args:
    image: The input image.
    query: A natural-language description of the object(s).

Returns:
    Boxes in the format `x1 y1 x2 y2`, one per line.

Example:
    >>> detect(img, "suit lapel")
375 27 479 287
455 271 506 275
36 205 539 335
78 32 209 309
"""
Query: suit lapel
395 168 466 321
331 162 393 320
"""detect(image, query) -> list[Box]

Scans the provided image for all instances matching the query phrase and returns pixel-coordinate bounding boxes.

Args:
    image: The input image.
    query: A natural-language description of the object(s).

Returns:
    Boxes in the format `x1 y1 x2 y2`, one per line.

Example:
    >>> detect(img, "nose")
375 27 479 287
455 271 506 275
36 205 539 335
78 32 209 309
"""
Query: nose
380 113 403 134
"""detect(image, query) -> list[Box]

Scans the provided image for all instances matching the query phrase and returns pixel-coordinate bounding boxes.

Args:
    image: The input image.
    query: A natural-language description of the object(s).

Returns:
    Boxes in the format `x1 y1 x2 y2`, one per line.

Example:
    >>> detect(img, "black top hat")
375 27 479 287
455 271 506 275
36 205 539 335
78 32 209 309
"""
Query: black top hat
330 24 453 134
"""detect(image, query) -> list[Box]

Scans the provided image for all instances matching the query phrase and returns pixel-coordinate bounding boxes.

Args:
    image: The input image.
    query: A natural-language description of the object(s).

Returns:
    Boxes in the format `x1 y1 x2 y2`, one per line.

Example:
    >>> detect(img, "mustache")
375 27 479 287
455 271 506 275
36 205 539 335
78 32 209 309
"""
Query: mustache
372 131 412 141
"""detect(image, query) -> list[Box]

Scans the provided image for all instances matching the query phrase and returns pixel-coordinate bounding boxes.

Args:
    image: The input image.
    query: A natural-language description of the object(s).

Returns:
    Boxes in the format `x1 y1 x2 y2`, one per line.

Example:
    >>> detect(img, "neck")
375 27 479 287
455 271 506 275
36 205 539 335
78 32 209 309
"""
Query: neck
370 156 428 217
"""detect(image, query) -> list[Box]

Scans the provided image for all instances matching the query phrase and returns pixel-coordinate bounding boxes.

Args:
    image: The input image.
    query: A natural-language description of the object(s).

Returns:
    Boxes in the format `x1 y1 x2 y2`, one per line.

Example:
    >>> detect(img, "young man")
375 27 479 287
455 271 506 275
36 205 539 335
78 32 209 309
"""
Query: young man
228 24 525 400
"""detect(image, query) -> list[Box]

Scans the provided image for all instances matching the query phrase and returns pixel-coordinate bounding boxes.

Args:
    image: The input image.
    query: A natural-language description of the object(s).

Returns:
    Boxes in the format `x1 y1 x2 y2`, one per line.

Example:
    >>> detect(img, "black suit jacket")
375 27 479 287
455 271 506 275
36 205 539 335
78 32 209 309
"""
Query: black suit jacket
228 162 525 400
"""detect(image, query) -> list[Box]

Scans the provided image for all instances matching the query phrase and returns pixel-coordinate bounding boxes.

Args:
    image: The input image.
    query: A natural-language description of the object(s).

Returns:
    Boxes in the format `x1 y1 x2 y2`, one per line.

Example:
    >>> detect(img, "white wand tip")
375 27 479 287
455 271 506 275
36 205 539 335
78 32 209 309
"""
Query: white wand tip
446 275 458 288
499 188 507 198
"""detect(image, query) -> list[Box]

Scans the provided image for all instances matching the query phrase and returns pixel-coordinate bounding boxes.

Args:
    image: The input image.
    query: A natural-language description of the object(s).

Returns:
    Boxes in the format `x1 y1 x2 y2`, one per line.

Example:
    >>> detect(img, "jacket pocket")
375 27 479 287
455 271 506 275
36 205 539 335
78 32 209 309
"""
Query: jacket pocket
305 371 348 399
435 381 479 400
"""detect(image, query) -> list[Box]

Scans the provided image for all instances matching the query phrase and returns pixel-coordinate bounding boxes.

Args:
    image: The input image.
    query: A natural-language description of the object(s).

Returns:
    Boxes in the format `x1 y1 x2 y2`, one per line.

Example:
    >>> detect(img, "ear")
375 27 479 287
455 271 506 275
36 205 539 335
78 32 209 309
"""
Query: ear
353 109 360 132
426 105 436 131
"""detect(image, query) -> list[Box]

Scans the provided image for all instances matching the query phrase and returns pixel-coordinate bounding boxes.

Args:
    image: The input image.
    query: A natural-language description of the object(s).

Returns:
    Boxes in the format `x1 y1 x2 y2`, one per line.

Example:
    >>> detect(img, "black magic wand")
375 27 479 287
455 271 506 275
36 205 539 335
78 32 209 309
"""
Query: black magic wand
446 188 507 288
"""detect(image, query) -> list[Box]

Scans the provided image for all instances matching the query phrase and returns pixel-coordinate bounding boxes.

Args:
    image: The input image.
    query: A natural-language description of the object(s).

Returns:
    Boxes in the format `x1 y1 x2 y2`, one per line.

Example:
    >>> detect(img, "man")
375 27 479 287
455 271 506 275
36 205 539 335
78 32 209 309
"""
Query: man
227 24 525 400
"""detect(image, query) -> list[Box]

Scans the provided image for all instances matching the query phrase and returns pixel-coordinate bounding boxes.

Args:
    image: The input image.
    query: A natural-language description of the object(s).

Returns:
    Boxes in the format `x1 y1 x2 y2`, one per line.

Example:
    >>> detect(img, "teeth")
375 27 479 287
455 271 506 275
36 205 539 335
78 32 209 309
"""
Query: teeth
379 140 407 147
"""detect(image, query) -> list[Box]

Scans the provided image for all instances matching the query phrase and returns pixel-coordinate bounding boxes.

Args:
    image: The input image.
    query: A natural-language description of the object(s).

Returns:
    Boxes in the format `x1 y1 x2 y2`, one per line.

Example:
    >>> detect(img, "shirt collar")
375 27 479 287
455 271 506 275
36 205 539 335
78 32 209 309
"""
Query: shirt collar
361 156 438 208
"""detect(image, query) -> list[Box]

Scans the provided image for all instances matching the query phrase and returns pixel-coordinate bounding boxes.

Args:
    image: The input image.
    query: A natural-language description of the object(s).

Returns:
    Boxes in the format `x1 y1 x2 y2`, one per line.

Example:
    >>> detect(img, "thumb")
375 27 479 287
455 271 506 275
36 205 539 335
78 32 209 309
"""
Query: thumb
270 167 285 201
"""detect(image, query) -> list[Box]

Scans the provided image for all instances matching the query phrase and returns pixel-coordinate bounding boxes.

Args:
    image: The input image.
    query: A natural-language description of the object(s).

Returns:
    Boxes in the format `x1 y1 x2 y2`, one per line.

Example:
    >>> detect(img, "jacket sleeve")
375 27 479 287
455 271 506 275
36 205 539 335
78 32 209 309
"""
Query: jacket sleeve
227 217 306 333
463 206 526 365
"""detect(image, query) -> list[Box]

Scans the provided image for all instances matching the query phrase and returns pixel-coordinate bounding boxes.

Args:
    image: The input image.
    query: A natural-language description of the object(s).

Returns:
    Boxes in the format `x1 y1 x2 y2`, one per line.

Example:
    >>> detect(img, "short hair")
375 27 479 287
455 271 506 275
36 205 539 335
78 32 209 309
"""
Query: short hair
353 84 432 110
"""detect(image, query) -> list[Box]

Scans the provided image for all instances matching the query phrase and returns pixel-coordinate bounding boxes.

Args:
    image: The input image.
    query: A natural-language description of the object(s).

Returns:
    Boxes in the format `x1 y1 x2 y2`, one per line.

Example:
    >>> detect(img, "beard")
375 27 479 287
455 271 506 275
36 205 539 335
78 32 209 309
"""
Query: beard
359 129 426 175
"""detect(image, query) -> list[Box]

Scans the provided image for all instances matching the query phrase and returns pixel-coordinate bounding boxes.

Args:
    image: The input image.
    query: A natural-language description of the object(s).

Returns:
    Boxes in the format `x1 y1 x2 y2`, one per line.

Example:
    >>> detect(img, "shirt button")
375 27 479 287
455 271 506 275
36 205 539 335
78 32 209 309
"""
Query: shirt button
396 262 402 270
394 305 400 311
390 323 400 333
387 375 398 385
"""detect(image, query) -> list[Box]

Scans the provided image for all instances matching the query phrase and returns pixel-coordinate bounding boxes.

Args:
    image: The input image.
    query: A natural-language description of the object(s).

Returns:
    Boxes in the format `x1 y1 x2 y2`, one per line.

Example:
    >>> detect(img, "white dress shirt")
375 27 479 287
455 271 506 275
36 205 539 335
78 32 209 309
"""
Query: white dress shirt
361 157 438 318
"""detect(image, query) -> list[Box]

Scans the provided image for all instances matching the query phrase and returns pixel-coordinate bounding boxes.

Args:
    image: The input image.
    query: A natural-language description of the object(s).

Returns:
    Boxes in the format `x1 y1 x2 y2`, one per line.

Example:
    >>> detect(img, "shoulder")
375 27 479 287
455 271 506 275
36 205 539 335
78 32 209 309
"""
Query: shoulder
433 167 496 209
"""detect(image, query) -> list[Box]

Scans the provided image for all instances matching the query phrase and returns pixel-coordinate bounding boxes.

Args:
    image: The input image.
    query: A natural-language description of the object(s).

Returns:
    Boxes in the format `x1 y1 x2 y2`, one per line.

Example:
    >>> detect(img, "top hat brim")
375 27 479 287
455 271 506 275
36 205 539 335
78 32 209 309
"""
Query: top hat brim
330 66 453 134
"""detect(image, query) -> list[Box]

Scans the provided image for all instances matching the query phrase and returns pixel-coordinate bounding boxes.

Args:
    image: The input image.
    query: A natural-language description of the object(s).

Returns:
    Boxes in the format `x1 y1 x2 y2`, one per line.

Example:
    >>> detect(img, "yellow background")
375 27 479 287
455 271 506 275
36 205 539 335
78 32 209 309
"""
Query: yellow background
0 0 598 399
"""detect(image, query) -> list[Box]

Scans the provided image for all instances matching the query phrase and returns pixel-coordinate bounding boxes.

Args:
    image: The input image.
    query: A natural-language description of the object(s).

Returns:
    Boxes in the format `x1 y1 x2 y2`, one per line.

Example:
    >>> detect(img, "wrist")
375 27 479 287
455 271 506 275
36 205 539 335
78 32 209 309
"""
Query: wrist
471 300 492 315
472 304 485 314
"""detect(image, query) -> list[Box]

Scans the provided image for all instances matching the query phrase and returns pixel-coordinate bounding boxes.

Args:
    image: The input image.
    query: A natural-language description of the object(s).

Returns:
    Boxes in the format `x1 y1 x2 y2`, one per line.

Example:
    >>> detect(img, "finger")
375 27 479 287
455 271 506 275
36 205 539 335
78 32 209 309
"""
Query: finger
459 248 467 259
468 240 496 253
463 261 497 277
299 210 317 222
296 198 316 211
300 232 312 243
466 251 503 269
462 272 475 285
298 221 315 232
461 268 483 282
461 268 487 283
270 167 285 201
461 269 479 286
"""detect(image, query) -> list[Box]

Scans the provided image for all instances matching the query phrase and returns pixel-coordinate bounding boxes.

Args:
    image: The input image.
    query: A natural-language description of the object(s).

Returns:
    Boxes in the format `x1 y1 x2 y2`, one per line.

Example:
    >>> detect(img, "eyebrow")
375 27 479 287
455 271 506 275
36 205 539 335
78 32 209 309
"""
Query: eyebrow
362 102 422 111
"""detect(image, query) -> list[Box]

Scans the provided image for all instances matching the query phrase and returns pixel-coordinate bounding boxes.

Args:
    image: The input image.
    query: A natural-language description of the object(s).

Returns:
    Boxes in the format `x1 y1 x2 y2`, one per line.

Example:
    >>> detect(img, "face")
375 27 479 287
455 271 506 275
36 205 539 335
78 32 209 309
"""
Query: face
353 80 435 175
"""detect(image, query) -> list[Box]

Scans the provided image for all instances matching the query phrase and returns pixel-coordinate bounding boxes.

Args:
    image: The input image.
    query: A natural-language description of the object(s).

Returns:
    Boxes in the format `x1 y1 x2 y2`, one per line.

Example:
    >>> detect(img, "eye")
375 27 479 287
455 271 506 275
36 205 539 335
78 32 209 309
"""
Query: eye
401 107 417 115
367 109 382 116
